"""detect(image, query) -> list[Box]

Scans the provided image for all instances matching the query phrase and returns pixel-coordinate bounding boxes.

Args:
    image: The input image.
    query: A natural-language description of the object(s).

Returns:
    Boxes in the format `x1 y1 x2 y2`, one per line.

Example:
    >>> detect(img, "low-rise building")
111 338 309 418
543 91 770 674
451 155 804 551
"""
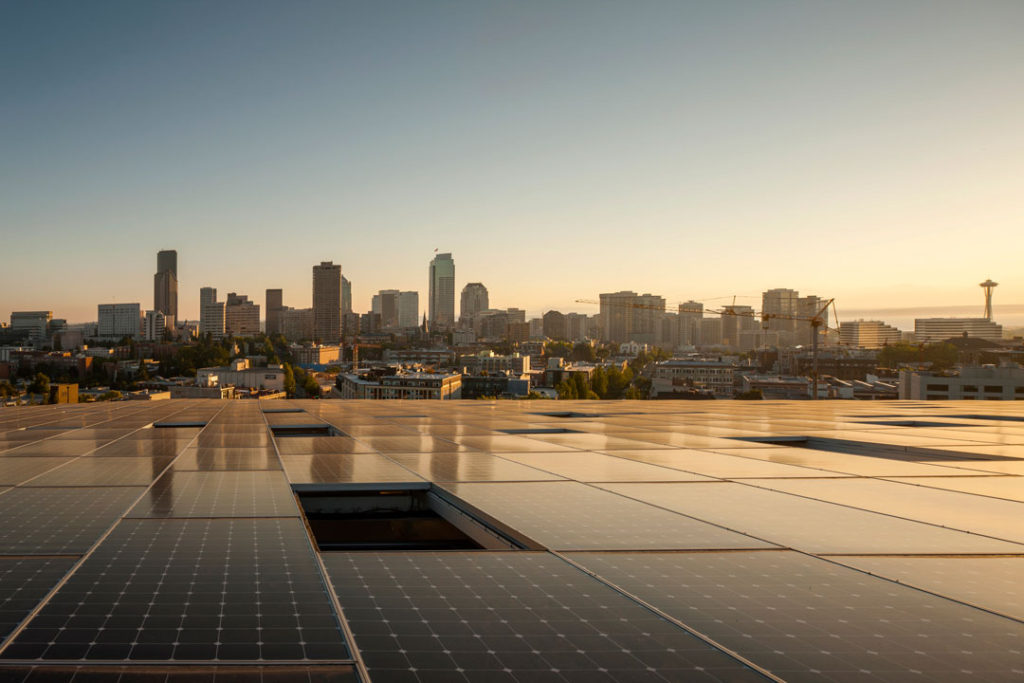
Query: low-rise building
914 318 1003 344
899 365 1024 400
290 343 342 367
337 371 462 399
196 358 286 392
651 359 735 398
461 373 530 399
839 320 902 348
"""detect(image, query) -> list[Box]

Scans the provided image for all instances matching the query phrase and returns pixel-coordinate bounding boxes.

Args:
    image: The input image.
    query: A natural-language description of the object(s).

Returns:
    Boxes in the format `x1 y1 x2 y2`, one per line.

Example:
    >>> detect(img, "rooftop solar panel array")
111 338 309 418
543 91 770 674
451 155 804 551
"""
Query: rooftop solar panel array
0 399 1020 681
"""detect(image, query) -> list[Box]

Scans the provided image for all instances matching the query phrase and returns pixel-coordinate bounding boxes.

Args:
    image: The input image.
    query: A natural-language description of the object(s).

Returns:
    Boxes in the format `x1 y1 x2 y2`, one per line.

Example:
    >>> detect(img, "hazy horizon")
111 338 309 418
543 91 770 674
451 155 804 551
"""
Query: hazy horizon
2 1 1022 324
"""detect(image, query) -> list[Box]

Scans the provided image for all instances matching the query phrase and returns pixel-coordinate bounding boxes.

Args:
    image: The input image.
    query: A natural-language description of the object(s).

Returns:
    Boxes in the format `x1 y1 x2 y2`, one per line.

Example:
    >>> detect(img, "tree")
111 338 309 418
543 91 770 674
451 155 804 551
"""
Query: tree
283 363 296 397
28 372 50 397
571 343 596 363
590 366 608 398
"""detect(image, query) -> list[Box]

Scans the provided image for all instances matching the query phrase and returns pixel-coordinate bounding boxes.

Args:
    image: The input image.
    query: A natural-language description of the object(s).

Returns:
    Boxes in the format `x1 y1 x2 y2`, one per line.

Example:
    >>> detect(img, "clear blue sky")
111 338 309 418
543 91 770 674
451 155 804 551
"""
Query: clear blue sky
2 1 1022 324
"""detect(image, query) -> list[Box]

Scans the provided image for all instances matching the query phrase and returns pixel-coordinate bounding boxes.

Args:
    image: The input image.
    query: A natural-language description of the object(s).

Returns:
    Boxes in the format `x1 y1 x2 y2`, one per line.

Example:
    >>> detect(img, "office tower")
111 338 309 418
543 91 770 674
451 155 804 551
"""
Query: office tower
153 250 178 331
200 287 217 309
428 253 456 330
281 307 315 341
266 289 284 336
225 293 260 337
313 262 342 343
377 289 400 329
460 283 489 323
199 288 223 339
678 301 703 346
543 311 567 340
10 311 52 343
599 291 637 343
98 303 142 339
720 305 756 347
143 310 166 341
633 294 666 345
342 276 352 314
398 291 419 328
565 312 588 342
700 317 723 346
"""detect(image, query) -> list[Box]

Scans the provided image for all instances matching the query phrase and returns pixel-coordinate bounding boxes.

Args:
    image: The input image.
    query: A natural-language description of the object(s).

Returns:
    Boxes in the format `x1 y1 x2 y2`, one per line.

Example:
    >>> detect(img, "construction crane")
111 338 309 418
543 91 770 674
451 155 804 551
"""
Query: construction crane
574 297 840 400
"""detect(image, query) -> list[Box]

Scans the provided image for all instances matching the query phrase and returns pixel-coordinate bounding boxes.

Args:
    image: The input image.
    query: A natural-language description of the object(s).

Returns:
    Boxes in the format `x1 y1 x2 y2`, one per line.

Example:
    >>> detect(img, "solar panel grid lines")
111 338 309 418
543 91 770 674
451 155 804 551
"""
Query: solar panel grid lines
322 551 772 682
1 399 1024 680
257 403 372 682
0 401 228 660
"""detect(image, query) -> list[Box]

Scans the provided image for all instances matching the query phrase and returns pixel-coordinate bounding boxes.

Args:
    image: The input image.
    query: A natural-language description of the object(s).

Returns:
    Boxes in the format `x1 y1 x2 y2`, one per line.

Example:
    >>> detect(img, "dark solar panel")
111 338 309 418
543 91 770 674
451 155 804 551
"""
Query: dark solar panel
0 558 76 643
127 472 299 518
441 482 774 550
2 519 349 662
324 552 764 682
570 551 1024 681
0 488 145 555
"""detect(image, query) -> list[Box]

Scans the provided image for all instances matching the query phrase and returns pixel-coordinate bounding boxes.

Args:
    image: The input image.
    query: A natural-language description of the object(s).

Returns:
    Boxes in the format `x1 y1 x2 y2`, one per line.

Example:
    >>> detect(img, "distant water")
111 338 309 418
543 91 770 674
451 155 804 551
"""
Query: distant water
839 304 1024 334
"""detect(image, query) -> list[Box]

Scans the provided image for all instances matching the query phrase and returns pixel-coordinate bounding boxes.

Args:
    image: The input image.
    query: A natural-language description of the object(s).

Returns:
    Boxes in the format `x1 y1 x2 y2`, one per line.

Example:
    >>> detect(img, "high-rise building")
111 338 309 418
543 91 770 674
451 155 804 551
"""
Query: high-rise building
313 262 342 343
199 288 225 339
266 289 284 337
143 310 167 341
376 289 400 329
565 313 588 342
600 291 637 343
633 294 665 345
225 293 260 337
398 291 419 328
678 301 703 346
460 283 488 324
98 303 141 339
281 307 314 342
761 288 799 338
10 311 52 343
543 311 566 340
154 250 178 331
720 305 756 347
342 276 352 315
429 253 456 330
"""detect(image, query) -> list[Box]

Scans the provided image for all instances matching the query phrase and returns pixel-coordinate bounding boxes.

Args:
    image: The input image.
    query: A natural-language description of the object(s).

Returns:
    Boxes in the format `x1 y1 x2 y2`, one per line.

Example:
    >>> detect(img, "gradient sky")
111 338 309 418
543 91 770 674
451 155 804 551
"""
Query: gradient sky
2 1 1022 325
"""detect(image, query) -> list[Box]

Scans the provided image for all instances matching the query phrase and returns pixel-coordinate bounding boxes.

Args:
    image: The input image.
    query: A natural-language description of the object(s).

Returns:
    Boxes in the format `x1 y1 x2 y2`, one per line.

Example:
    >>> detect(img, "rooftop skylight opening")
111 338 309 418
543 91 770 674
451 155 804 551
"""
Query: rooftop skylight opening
269 424 342 438
498 428 582 435
294 485 527 551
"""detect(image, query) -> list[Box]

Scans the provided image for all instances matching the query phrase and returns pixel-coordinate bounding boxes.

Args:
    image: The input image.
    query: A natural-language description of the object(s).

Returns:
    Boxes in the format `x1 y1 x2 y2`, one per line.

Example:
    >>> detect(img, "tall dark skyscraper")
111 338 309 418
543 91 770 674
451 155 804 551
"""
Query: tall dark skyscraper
153 249 178 331
428 252 455 330
266 289 283 336
313 261 342 343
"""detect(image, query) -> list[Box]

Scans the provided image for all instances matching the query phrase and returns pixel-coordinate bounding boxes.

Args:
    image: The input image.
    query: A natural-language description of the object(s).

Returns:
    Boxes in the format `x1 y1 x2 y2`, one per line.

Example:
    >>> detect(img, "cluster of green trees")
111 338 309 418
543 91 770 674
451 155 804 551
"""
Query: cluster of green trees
556 365 644 400
877 343 959 371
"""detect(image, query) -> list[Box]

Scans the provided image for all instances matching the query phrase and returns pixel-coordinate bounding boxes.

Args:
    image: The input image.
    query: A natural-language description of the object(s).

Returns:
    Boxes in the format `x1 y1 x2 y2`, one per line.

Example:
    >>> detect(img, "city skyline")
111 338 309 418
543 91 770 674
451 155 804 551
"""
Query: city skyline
2 243 1020 331
2 1 1022 323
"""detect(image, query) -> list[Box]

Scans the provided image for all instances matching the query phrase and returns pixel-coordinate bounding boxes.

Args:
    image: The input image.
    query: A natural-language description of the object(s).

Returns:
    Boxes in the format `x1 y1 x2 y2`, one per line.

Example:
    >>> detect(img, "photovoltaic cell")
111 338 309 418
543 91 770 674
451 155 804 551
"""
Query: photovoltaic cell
324 552 765 682
1 519 349 662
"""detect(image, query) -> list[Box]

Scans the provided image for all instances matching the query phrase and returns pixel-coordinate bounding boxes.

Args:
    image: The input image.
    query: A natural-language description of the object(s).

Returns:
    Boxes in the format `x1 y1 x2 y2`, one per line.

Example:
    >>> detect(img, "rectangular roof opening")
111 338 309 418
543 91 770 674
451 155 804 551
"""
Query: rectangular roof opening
153 421 207 429
270 424 344 438
295 486 526 551
498 428 582 435
727 435 1018 461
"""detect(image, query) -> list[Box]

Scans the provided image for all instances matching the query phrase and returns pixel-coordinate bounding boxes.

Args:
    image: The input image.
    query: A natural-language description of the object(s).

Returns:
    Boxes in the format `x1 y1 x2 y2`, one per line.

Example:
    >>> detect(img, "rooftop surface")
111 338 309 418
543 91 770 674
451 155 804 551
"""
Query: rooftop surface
0 399 1021 681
